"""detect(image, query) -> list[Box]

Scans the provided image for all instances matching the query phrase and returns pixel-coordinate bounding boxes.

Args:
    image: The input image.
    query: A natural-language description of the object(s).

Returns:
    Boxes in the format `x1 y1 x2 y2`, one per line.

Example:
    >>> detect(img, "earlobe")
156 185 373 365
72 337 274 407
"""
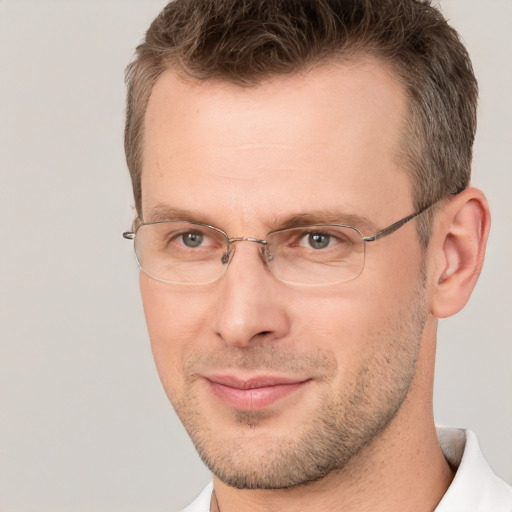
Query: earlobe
430 187 490 319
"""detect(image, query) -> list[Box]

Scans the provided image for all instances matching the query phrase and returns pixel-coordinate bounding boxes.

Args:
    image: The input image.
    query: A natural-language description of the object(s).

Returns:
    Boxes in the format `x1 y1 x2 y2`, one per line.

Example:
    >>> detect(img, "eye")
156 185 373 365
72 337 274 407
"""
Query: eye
169 226 224 251
305 232 331 250
147 222 225 255
180 231 204 248
291 227 355 252
297 231 339 250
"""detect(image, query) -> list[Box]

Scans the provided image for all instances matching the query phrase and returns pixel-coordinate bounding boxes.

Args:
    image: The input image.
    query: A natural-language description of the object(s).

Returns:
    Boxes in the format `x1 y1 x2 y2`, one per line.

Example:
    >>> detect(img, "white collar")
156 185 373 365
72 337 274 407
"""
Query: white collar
435 427 512 511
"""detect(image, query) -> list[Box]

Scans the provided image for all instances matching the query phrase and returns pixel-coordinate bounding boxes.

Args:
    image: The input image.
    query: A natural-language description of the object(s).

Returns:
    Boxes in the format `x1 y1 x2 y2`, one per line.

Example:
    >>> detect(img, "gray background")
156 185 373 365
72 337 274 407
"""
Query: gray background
0 1 510 510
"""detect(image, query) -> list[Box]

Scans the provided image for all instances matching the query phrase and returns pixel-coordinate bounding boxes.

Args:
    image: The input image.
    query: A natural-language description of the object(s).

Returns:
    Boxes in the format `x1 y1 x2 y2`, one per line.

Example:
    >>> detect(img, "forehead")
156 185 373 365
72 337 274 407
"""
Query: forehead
141 58 412 230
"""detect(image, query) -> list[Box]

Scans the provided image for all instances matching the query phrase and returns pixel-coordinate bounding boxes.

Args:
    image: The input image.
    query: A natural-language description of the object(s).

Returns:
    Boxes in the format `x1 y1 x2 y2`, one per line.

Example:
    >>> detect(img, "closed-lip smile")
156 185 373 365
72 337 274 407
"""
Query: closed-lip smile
204 373 311 411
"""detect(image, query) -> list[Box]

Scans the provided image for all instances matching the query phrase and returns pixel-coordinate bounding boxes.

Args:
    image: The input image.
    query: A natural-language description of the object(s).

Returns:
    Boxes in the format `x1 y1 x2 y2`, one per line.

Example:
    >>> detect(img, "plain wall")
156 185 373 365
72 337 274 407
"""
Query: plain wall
0 1 510 511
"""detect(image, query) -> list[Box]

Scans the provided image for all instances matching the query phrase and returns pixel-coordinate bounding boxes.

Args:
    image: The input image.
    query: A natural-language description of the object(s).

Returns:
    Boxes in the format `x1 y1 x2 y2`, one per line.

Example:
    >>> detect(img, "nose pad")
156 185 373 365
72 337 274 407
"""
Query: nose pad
261 244 274 263
220 250 231 265
220 243 239 266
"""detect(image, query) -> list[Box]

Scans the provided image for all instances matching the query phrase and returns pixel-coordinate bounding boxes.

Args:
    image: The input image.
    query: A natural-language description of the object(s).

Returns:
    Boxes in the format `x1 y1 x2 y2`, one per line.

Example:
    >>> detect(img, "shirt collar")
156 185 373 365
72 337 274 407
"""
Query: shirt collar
435 427 512 511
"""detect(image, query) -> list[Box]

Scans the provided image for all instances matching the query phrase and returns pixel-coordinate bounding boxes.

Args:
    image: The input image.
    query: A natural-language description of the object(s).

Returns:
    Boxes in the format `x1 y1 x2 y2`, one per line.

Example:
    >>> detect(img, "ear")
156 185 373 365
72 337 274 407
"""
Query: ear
429 187 491 319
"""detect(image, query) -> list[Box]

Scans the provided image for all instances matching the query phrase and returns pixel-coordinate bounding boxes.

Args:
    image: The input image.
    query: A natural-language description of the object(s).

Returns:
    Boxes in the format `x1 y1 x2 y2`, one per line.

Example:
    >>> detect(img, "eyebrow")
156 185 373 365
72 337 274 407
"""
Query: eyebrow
145 204 379 235
270 211 379 234
145 204 212 224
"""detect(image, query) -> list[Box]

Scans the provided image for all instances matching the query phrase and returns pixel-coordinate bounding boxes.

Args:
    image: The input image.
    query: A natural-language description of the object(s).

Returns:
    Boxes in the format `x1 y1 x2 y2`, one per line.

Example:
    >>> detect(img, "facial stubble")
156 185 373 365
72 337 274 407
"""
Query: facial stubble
166 277 427 490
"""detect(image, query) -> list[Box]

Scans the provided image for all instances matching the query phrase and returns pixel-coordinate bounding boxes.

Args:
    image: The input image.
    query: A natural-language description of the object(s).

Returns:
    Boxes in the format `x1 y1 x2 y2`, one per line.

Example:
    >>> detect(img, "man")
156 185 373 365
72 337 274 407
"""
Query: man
122 0 512 510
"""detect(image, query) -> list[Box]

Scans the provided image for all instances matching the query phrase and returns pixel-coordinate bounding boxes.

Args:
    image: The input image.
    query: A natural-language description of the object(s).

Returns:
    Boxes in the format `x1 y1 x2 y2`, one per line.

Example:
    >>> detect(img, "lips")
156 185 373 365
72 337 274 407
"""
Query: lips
204 374 310 411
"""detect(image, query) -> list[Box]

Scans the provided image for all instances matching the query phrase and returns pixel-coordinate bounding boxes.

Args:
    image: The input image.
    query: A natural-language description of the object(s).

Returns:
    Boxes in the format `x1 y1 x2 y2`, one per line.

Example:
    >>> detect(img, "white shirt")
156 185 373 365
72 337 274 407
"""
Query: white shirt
181 427 512 512
435 427 512 511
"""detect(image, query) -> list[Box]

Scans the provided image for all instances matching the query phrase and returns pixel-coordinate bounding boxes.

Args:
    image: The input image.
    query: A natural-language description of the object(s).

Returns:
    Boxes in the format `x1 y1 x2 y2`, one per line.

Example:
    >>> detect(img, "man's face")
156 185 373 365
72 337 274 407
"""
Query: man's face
140 59 428 489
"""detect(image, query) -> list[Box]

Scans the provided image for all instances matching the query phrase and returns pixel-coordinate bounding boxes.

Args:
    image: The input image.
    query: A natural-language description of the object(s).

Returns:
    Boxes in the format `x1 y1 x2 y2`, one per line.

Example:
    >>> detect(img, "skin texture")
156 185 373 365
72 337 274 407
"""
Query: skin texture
138 58 490 511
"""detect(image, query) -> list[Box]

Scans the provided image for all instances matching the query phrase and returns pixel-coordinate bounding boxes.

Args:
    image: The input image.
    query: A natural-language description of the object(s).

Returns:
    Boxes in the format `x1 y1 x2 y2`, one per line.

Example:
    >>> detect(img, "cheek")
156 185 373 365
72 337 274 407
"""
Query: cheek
290 271 418 368
288 288 372 374
140 275 211 392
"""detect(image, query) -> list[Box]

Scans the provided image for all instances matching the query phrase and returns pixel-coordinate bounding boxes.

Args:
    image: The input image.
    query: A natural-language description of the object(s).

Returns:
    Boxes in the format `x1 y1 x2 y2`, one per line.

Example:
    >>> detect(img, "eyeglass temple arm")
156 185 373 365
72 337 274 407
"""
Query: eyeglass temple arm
363 209 426 242
363 187 465 243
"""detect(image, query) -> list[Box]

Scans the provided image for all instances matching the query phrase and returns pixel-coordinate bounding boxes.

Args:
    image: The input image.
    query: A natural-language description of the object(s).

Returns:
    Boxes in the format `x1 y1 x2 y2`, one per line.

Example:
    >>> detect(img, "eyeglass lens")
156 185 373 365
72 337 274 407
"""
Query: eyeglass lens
133 221 366 286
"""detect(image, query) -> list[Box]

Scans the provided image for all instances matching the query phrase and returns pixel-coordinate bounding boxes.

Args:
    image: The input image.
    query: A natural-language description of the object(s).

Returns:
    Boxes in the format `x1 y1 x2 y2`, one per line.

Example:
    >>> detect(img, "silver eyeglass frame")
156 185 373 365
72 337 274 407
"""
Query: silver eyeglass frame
122 199 442 286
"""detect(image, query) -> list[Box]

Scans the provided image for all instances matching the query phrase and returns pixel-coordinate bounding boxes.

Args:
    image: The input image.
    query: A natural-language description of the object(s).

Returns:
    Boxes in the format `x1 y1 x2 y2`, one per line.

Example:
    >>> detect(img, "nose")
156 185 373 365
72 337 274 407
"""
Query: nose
212 242 291 348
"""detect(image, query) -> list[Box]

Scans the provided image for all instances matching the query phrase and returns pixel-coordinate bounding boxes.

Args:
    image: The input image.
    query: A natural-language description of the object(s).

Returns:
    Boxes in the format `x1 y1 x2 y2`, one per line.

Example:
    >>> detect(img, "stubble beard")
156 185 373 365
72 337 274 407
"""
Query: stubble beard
167 277 427 490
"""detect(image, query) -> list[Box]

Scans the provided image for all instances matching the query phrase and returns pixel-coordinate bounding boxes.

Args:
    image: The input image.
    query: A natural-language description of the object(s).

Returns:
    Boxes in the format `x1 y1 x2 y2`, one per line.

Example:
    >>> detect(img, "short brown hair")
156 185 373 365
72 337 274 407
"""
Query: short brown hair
125 0 477 246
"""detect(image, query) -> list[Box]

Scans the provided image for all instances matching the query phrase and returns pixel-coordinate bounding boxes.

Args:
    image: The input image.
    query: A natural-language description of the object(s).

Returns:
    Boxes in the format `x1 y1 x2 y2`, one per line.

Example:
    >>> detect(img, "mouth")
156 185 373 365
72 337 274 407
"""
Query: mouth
204 374 311 411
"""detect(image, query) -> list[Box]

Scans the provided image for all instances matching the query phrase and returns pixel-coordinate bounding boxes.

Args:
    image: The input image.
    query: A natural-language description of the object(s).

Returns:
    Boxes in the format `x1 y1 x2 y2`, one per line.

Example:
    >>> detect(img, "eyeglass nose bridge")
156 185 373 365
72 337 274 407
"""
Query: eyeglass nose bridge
221 237 273 265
